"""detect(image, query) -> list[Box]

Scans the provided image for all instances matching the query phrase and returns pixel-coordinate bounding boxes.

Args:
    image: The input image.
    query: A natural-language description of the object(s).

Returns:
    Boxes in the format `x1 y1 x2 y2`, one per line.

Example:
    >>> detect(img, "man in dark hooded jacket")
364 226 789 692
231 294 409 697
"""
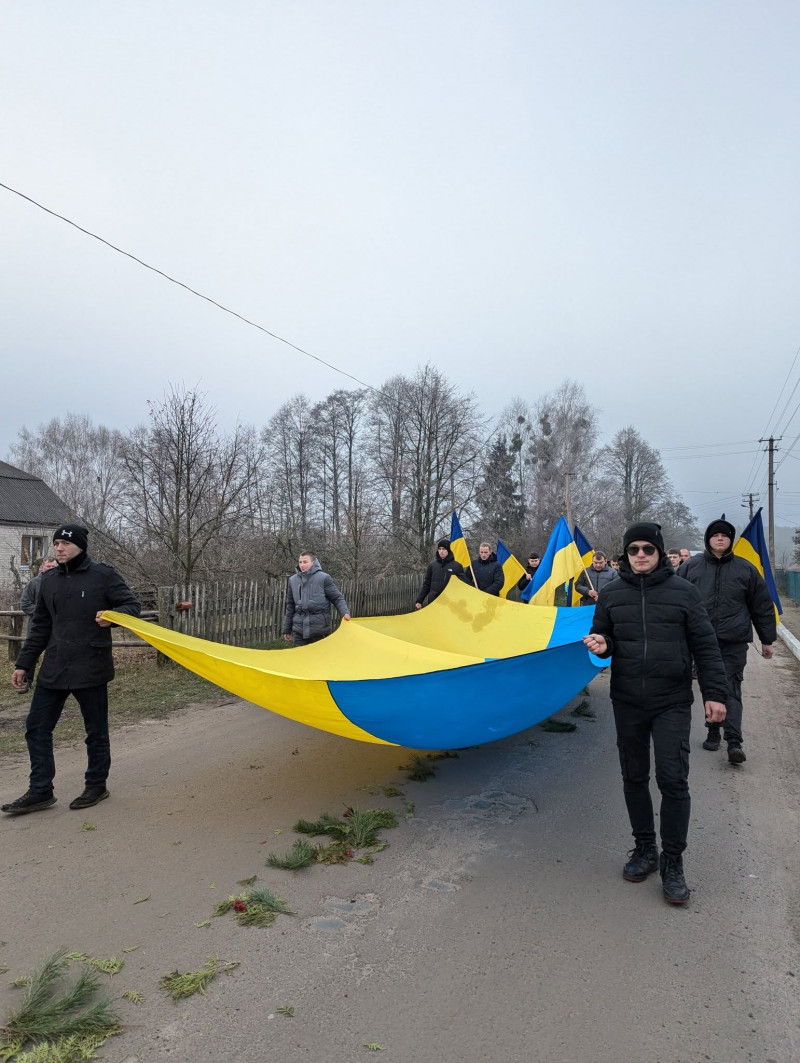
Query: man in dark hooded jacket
679 518 776 763
4 524 140 816
282 552 350 646
465 542 504 596
415 539 464 608
516 551 540 593
584 522 728 906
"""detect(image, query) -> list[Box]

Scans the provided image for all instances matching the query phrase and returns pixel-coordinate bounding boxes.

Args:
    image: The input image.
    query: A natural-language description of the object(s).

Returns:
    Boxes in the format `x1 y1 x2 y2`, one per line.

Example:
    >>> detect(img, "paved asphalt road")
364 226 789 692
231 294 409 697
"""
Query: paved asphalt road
1 639 798 1062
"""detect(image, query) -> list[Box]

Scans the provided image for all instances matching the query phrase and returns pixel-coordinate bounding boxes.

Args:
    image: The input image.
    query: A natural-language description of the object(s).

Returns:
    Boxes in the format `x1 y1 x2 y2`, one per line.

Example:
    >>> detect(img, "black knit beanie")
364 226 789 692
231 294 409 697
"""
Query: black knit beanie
622 522 665 556
437 538 451 550
53 524 89 552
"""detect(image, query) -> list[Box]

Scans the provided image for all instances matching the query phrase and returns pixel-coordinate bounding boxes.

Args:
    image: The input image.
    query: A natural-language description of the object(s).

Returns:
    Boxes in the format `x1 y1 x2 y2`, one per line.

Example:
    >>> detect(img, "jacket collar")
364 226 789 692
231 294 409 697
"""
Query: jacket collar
294 559 322 577
58 551 90 574
618 553 674 586
703 549 733 565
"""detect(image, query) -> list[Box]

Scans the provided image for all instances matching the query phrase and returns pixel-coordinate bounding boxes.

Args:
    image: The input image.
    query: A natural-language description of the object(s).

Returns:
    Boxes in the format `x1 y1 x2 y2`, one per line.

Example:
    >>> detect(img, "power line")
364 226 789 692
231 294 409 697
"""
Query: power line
660 439 757 452
665 449 759 460
0 180 378 393
743 343 800 495
765 342 800 438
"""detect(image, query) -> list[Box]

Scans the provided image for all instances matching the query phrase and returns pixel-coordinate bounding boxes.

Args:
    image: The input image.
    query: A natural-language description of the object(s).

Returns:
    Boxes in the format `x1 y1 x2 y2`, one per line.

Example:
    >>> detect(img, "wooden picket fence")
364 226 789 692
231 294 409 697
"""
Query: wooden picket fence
157 573 421 647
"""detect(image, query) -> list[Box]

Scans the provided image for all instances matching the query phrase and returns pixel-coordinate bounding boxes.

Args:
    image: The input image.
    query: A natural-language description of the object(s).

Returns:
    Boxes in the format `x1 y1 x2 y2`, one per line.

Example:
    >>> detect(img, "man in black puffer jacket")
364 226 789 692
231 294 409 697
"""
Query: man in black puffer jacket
415 539 464 609
465 542 504 596
584 522 728 906
679 518 776 764
5 524 140 817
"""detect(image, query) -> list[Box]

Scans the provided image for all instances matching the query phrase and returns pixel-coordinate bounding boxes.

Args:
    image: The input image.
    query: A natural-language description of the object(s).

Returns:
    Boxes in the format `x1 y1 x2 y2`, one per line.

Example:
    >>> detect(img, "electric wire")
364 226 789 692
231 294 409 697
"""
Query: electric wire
0 180 378 394
4 179 797 524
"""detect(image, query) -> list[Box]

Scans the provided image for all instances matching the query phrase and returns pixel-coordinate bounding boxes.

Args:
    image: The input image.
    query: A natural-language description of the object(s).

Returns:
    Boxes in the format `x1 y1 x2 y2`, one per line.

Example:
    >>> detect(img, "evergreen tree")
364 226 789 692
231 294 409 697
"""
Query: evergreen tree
475 435 524 539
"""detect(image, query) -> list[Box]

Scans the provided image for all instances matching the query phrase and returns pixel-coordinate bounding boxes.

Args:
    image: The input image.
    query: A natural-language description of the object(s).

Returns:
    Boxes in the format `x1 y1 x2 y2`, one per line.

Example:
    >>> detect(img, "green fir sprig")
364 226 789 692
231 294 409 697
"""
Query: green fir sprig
0 949 121 1060
269 808 398 869
159 957 238 1002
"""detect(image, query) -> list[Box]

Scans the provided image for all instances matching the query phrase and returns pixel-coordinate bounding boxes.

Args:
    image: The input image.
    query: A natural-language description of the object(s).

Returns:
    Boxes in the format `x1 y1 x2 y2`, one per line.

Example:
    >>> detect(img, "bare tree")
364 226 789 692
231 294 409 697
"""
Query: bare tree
369 366 485 561
593 426 699 551
9 413 126 532
600 426 670 524
120 385 258 584
311 388 369 540
368 375 410 542
263 395 317 548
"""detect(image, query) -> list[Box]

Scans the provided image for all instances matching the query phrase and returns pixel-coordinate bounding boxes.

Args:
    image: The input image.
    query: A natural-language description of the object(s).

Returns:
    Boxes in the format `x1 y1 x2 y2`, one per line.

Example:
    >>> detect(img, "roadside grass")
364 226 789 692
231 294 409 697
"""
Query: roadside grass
0 654 228 758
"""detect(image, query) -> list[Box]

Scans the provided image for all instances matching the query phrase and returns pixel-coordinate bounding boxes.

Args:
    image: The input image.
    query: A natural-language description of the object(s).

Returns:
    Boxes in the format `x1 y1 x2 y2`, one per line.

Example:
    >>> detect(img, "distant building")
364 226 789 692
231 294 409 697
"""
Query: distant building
0 461 72 593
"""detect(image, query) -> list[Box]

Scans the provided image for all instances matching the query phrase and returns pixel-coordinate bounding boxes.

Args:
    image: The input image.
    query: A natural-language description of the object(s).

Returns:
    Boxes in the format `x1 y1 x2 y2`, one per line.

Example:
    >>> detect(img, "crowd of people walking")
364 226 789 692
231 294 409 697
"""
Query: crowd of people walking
4 516 780 915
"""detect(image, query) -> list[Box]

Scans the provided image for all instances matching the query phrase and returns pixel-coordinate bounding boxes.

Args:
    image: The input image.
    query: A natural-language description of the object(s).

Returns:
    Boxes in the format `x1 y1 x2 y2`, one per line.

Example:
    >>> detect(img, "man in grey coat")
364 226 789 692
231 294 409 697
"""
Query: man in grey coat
20 556 58 628
575 551 618 604
282 552 351 646
18 556 58 691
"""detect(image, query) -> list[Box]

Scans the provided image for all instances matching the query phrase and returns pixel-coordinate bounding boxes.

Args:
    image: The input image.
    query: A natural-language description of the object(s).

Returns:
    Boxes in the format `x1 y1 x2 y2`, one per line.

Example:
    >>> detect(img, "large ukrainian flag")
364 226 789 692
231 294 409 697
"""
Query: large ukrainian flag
104 579 605 750
521 516 585 607
733 507 782 624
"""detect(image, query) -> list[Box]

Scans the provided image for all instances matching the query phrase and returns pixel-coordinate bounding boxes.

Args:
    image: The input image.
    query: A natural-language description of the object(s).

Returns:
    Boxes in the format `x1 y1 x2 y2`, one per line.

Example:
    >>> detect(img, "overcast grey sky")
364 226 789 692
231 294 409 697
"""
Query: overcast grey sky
2 1 799 531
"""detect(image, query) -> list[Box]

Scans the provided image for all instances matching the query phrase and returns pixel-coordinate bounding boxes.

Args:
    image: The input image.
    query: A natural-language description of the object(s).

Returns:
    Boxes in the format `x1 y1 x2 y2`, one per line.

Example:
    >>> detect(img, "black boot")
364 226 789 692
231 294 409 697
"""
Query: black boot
660 852 690 905
727 743 746 764
623 842 659 882
1 789 56 815
702 727 721 751
69 786 110 810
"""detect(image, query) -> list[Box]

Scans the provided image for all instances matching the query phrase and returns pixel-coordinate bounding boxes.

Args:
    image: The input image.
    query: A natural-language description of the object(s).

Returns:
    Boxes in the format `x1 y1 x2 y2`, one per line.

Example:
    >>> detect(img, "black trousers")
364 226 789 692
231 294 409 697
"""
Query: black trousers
613 700 692 857
292 634 326 647
705 643 748 745
26 684 110 792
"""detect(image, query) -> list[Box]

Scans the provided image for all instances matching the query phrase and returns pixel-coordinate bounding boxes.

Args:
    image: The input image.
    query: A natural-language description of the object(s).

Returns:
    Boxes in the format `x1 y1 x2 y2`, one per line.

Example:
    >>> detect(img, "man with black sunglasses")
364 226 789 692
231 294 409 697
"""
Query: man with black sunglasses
583 522 728 905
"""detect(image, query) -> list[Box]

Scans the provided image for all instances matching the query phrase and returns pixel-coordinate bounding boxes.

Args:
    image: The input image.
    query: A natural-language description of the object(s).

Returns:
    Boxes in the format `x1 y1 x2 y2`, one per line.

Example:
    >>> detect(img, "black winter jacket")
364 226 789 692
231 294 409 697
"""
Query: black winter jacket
516 563 538 592
282 559 349 640
589 556 728 710
16 554 140 689
465 552 504 596
678 549 776 647
416 551 464 606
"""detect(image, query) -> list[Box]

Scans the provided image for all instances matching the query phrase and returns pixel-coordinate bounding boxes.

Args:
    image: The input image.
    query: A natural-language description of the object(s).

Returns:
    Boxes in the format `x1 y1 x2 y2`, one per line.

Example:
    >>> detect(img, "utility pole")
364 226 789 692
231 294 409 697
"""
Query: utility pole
564 471 574 529
741 493 759 521
759 436 780 563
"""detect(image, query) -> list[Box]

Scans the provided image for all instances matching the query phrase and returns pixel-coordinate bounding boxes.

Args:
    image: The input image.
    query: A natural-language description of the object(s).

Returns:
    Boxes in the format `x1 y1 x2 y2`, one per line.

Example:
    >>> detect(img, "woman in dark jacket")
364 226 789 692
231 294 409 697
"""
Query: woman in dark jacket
415 540 464 608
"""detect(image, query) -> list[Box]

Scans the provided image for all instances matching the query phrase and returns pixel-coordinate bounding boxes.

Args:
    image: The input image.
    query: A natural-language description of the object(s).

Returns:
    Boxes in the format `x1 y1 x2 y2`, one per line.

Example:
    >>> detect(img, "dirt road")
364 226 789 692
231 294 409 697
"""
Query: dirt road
1 646 798 1062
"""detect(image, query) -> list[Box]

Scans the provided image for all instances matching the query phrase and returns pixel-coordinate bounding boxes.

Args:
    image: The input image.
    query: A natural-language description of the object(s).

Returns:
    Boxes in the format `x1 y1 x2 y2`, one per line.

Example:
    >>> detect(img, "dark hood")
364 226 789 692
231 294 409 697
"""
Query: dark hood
704 519 736 557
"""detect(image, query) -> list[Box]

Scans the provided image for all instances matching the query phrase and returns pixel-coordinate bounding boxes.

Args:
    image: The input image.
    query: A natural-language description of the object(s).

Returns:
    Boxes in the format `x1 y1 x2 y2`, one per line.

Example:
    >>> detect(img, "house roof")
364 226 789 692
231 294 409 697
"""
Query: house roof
0 461 72 526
